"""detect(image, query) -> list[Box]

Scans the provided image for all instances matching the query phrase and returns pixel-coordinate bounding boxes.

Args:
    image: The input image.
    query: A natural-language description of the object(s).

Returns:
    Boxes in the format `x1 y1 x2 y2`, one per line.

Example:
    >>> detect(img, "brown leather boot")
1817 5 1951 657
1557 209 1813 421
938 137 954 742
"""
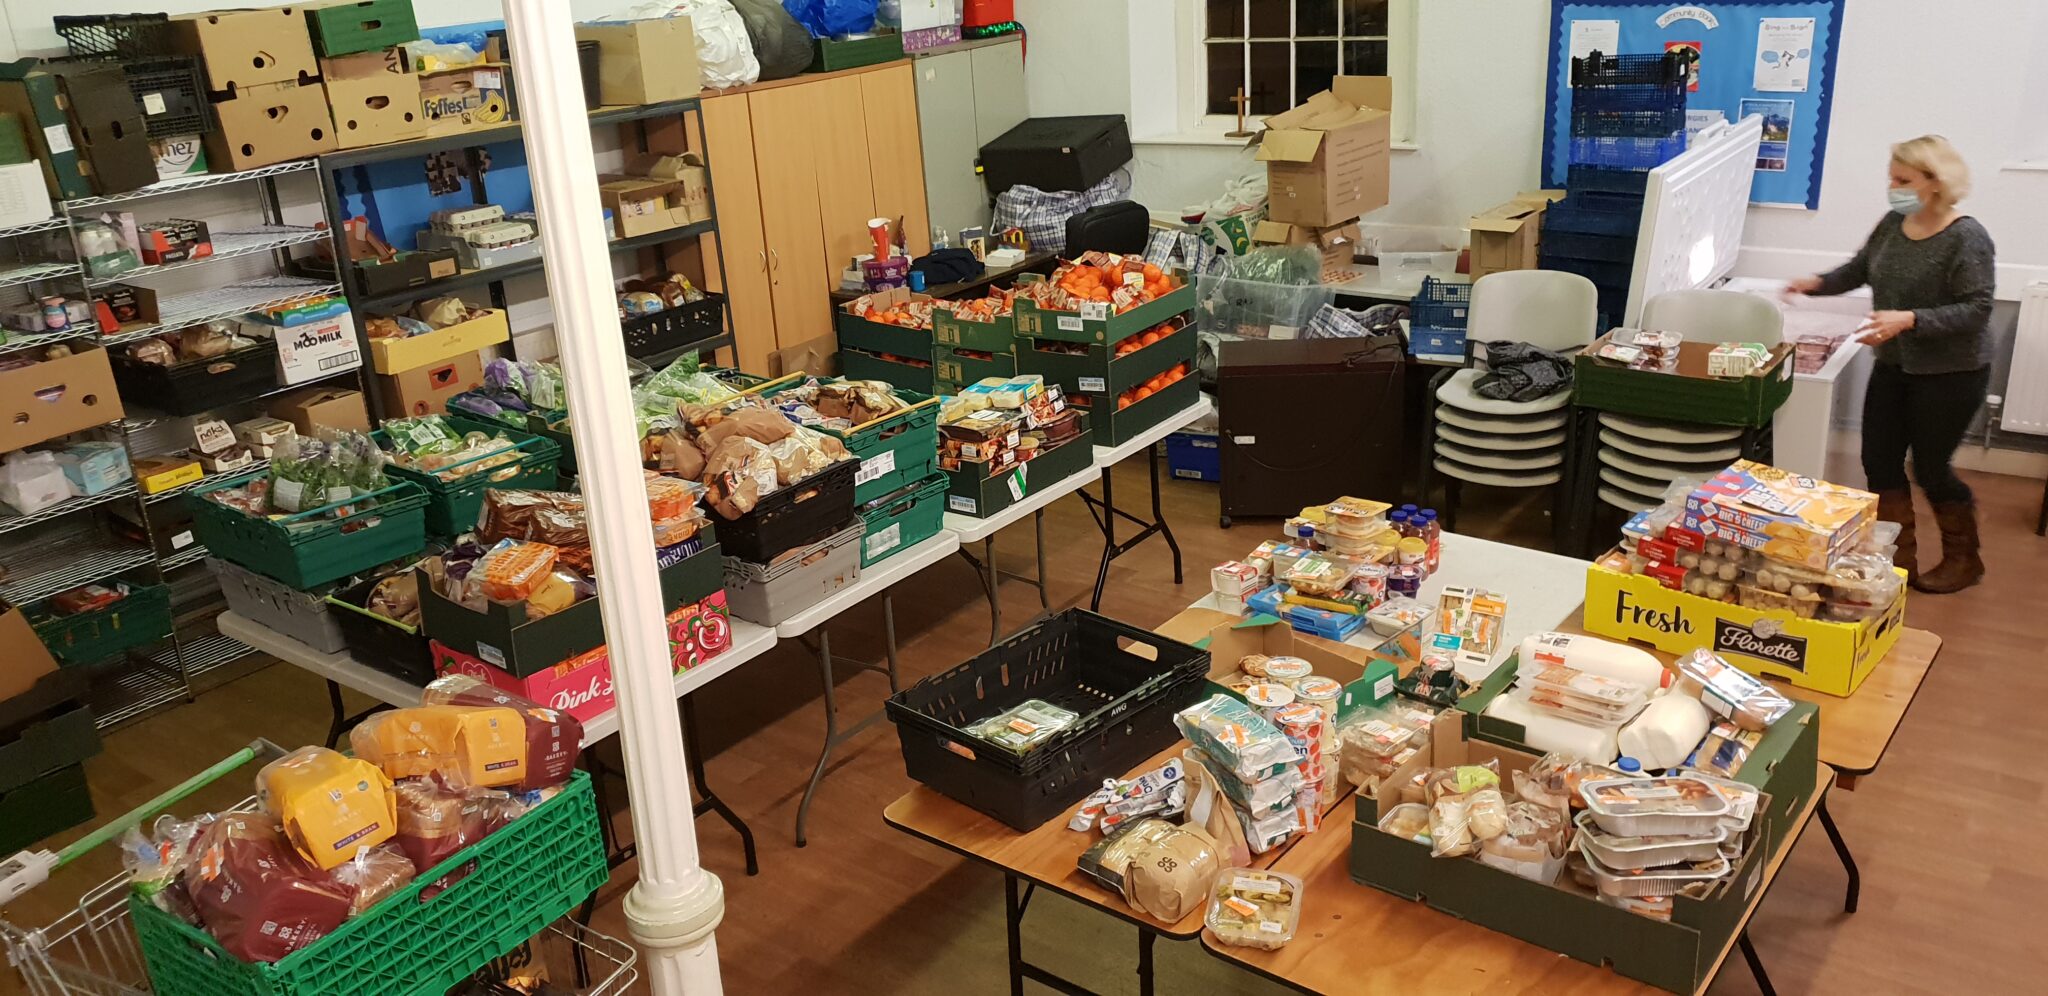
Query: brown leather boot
1876 489 1917 581
1913 501 1985 594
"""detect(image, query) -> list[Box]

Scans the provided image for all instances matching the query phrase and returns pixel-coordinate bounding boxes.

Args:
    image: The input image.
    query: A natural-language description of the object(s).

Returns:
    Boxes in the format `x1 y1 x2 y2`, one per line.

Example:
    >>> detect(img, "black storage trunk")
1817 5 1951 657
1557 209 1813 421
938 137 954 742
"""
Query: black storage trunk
623 293 727 361
978 115 1132 196
717 458 859 563
111 340 281 416
328 575 436 686
1218 336 1406 523
887 610 1210 831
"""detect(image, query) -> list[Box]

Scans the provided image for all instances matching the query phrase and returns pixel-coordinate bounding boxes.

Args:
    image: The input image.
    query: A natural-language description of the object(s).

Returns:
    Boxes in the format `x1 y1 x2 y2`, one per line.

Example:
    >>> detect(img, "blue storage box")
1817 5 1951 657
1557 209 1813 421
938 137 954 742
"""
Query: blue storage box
1166 431 1219 483
1408 326 1466 361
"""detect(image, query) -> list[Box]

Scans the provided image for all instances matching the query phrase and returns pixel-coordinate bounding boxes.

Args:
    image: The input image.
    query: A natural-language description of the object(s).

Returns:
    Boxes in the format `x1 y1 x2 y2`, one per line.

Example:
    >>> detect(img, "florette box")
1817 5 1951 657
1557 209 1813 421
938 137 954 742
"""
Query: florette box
1012 273 1196 346
1064 373 1199 447
418 535 723 678
1347 728 1777 996
1679 461 1876 572
1014 316 1196 401
369 307 510 374
1581 554 1904 696
1455 653 1821 854
1574 333 1797 428
943 421 1094 518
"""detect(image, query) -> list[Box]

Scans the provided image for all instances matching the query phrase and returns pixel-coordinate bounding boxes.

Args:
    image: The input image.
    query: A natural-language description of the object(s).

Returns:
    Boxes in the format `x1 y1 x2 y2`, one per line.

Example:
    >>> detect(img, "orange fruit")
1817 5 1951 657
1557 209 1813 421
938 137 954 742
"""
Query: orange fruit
1135 387 1155 401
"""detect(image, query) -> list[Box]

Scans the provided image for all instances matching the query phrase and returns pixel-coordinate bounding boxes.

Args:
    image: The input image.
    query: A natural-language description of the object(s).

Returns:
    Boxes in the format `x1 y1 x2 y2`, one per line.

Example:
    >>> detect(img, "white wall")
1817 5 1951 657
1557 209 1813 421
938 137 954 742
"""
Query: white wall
1020 0 2048 296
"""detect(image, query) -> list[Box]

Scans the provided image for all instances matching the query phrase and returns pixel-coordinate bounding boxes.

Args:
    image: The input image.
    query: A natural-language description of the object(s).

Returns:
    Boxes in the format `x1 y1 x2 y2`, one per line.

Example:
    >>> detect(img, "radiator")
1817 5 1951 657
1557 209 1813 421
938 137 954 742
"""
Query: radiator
2003 281 2048 435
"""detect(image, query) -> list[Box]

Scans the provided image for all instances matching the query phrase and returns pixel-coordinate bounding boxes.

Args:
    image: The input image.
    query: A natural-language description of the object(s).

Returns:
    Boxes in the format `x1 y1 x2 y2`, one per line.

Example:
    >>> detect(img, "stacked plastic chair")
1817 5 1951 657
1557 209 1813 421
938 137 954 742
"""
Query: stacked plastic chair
1429 271 1600 536
1542 50 1689 329
1591 290 1786 514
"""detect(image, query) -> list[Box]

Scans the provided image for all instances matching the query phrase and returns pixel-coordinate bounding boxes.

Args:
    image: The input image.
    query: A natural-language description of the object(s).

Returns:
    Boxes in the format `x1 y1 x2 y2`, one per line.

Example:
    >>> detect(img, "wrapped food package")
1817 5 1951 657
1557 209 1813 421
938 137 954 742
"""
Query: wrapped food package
1671 649 1794 731
349 705 531 789
473 540 560 603
182 815 352 962
256 747 397 870
390 779 523 875
422 675 584 791
366 573 421 627
324 844 417 915
478 490 592 572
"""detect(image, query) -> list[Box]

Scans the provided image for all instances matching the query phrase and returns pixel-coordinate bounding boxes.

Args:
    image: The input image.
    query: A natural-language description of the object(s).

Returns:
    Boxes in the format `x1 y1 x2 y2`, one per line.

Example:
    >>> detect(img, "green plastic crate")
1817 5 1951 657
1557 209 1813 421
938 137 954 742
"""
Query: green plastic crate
933 309 1017 352
1572 340 1797 428
935 345 1016 390
305 0 420 57
531 367 775 478
944 421 1095 518
810 29 906 72
840 347 937 396
377 414 562 536
133 770 606 996
764 378 941 505
858 474 946 566
836 309 935 360
1013 277 1195 346
1015 320 1196 399
0 763 91 853
0 703 100 794
1070 374 1200 447
187 476 429 590
29 583 173 666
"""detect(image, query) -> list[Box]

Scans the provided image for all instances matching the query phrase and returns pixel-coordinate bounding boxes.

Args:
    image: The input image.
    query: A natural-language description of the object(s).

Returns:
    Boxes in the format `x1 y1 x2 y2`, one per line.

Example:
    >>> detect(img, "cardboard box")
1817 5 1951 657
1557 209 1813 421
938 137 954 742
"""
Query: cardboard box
0 345 125 453
1256 76 1393 227
50 64 158 196
205 80 337 171
169 8 319 94
375 351 482 418
133 455 203 495
646 154 710 223
322 49 424 148
1252 219 1361 270
369 307 509 374
305 0 420 57
418 64 513 137
270 386 371 435
150 135 209 180
575 17 702 106
1678 461 1875 572
137 219 212 266
596 175 691 239
0 161 51 229
0 62 92 200
1469 198 1546 281
0 600 60 702
1581 555 1903 696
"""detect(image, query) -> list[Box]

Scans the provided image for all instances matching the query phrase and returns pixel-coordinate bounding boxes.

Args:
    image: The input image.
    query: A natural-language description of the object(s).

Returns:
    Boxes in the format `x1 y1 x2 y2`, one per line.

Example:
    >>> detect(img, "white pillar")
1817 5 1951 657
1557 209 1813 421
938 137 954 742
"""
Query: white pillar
499 4 725 993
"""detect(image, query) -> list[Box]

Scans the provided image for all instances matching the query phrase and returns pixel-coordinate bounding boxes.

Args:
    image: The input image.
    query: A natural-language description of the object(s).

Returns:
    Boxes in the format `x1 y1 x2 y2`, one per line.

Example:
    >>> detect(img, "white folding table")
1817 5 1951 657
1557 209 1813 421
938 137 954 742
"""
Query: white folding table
943 463 1098 645
1082 398 1212 611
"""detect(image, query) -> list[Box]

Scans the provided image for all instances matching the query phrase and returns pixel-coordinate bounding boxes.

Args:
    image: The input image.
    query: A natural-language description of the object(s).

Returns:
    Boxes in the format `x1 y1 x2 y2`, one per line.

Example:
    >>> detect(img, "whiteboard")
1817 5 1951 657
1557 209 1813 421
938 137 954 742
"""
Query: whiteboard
1625 115 1764 325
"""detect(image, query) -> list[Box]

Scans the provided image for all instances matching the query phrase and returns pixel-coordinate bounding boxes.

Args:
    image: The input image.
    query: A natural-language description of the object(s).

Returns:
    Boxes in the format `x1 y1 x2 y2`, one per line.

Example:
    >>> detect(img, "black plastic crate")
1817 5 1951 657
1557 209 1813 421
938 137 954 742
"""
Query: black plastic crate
1571 104 1686 138
1409 276 1473 331
1567 165 1653 198
1540 230 1638 264
623 293 726 361
124 57 216 139
717 458 859 563
1540 252 1633 294
1571 51 1688 89
110 340 281 416
1542 196 1643 237
886 610 1211 831
54 13 171 60
327 574 436 686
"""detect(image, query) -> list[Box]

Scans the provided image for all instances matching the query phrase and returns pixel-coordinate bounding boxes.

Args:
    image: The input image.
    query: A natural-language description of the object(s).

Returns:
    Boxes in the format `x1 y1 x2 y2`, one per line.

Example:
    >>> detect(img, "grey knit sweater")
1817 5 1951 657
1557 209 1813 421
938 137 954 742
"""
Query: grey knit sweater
1815 214 1996 374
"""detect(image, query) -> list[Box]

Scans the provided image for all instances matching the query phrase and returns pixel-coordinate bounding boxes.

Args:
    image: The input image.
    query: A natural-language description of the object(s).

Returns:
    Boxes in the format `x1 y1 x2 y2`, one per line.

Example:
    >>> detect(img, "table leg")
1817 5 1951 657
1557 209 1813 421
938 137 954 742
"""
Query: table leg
1817 790 1859 914
1149 445 1183 587
1033 510 1051 611
2036 472 2046 536
323 680 348 749
1084 448 1184 611
1004 875 1026 996
1738 931 1777 996
682 695 759 876
1136 927 1157 996
796 628 838 849
1090 467 1116 611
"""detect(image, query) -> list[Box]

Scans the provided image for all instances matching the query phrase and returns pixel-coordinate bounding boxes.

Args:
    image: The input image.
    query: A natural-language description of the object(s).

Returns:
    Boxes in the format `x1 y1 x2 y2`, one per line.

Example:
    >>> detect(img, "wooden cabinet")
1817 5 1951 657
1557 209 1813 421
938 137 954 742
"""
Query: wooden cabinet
699 63 931 374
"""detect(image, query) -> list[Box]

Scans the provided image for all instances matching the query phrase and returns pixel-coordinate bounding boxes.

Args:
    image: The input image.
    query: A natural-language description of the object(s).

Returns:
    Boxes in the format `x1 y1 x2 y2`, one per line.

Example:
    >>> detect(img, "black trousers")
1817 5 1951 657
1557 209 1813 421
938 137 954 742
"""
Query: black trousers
1861 362 1990 504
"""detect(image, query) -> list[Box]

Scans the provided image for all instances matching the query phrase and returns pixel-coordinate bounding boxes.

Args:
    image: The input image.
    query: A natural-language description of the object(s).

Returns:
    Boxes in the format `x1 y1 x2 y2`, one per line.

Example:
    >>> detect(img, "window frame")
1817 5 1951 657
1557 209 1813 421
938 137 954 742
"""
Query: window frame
1183 0 1418 145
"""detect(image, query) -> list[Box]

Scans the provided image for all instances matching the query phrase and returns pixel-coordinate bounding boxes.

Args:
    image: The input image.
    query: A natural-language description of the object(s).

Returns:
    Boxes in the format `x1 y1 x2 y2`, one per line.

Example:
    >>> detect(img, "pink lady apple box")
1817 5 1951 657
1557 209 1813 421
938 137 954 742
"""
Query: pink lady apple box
431 593 736 724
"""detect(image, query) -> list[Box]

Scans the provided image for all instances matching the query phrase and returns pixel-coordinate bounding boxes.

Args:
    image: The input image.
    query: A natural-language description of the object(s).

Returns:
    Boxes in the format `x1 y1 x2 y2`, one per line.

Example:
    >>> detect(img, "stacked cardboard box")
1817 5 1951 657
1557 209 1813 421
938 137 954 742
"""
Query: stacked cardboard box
170 9 337 170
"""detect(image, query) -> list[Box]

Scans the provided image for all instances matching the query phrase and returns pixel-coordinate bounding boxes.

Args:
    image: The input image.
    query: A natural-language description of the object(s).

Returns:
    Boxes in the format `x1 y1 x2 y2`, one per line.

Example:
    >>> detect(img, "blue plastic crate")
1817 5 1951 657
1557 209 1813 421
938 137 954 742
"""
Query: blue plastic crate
1542 198 1643 237
1570 134 1686 171
1409 276 1473 331
1166 431 1220 483
1540 230 1638 264
1408 325 1467 360
1540 253 1633 294
1568 166 1653 198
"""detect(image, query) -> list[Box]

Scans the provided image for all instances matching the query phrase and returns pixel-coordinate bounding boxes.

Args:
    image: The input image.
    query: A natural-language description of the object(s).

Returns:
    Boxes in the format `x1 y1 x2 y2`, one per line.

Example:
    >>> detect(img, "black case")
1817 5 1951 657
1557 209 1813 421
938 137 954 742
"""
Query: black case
979 115 1132 195
1063 200 1149 256
1217 336 1406 525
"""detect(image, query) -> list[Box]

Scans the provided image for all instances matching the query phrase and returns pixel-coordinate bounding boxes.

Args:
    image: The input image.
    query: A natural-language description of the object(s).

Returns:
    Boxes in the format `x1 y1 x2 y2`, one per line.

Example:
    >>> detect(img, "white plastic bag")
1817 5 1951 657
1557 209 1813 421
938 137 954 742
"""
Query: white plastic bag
0 451 72 515
608 1 761 88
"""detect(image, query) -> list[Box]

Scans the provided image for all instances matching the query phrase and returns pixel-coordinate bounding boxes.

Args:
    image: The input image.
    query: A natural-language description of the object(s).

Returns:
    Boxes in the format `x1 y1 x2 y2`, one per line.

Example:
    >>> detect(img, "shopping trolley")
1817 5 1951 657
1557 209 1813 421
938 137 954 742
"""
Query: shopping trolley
1 741 636 995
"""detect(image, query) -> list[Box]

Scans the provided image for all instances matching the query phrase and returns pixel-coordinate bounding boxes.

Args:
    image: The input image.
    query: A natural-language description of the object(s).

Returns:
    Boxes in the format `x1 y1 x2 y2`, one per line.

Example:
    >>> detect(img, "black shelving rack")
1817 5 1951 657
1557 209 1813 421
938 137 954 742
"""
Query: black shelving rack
311 94 735 414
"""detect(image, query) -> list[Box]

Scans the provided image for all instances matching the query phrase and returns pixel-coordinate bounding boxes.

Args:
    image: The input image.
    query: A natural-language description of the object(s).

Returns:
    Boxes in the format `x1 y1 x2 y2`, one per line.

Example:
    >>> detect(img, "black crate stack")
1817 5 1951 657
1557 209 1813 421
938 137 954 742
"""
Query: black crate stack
52 14 217 140
1541 50 1689 328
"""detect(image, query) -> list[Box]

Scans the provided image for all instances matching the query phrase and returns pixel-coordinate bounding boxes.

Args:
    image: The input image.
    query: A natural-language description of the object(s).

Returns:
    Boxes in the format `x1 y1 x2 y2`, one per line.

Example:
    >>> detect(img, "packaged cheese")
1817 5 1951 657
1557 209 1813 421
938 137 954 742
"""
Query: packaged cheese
256 747 398 871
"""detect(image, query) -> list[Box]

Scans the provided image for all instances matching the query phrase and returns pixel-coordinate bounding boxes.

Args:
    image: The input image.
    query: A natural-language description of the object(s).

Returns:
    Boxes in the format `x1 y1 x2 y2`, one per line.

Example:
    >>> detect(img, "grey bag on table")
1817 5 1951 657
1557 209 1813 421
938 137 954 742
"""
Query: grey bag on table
730 0 814 80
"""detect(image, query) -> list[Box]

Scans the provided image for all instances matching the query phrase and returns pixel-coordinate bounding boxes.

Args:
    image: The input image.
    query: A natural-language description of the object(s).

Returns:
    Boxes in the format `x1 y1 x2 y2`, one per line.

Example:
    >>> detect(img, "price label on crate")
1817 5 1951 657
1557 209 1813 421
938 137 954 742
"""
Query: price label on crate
1080 302 1110 321
856 449 896 487
865 522 903 558
1005 463 1028 501
1058 315 1085 332
948 495 977 513
1078 376 1107 393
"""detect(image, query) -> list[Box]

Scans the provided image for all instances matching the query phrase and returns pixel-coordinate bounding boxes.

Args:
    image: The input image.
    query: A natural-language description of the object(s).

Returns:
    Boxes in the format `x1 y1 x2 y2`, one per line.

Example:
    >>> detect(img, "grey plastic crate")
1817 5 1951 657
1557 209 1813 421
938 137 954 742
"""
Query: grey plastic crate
206 556 348 654
721 523 864 626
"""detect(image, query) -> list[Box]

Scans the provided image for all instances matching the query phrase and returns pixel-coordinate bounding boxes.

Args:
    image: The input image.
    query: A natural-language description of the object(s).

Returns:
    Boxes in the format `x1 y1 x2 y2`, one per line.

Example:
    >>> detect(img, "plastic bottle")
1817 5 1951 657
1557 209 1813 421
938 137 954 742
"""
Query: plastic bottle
1399 503 1419 519
1616 757 1644 775
1388 509 1410 539
1419 509 1442 573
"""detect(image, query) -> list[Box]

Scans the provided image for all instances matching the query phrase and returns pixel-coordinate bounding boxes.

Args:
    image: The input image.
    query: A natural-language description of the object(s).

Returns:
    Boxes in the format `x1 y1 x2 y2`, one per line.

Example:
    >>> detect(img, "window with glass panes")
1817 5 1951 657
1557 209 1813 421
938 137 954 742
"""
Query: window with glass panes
1205 0 1391 116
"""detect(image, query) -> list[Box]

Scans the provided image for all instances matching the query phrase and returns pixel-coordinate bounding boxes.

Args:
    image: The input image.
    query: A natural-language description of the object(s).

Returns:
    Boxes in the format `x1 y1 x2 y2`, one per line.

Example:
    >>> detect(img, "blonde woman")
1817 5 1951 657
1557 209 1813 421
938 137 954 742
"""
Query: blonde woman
1787 135 1995 594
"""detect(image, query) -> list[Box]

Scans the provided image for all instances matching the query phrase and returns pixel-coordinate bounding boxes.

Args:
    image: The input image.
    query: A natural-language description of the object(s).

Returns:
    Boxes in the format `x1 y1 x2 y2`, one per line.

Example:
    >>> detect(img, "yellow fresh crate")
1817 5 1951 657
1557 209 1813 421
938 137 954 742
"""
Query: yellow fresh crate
369 308 511 374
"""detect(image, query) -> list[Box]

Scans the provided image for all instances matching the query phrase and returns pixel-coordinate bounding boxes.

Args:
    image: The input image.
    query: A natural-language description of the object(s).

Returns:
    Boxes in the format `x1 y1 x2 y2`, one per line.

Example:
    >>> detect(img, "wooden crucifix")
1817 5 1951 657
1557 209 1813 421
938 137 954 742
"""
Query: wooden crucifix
1225 86 1256 138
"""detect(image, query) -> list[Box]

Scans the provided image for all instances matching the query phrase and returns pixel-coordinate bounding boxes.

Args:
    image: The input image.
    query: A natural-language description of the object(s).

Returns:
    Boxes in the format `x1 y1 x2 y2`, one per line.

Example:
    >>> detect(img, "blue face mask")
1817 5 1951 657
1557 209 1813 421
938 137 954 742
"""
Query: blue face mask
1888 188 1923 215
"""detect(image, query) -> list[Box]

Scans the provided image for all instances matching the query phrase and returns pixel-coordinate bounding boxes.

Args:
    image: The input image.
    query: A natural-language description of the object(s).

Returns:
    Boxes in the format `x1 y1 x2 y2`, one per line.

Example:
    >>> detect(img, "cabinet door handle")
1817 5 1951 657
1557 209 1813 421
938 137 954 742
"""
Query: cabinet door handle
758 250 768 272
769 249 781 271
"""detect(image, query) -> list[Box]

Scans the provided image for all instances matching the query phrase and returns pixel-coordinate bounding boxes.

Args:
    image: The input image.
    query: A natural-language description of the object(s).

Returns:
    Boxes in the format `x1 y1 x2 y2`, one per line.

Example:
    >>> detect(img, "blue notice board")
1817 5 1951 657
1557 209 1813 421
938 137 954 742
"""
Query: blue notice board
1544 1 1846 208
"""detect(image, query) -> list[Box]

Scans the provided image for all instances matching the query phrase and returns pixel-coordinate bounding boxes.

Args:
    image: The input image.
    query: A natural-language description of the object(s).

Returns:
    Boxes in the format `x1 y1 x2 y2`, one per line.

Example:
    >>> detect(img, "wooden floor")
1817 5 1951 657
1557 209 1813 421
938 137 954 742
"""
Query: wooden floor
7 464 2043 995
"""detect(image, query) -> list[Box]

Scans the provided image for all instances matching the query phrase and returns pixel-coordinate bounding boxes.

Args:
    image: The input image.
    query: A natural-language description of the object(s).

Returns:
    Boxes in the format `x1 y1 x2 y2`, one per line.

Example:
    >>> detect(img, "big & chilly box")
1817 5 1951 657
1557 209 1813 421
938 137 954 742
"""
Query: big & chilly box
1256 76 1393 227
